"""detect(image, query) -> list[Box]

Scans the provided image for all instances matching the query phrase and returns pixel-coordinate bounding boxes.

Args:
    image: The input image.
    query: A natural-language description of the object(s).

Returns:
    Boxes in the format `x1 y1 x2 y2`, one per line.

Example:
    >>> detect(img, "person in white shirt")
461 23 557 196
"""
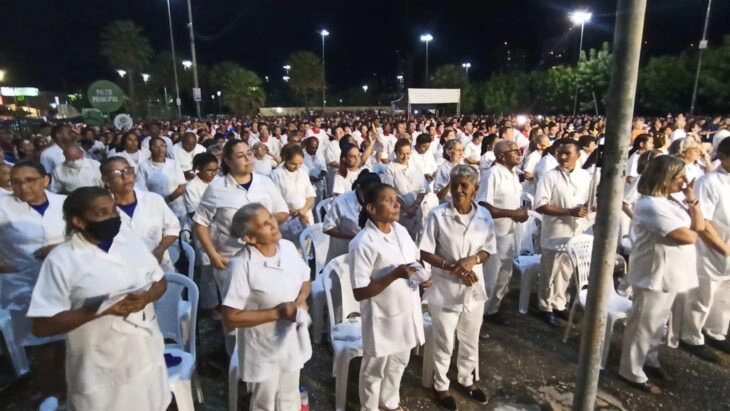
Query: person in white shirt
324 127 344 195
302 137 328 203
533 144 559 183
476 141 529 324
619 155 704 395
112 131 150 171
671 116 687 142
332 143 364 196
306 117 329 153
533 139 591 326
171 132 206 179
252 142 279 176
270 144 317 244
434 140 464 202
478 133 500 174
349 183 425 411
420 165 494 409
140 122 174 155
521 134 550 197
680 138 730 361
40 125 76 174
463 131 483 170
0 162 11 196
51 144 103 194
382 139 427 237
136 137 187 219
670 137 713 183
257 123 282 160
411 133 438 182
626 134 654 185
222 203 312 410
377 122 398 159
577 135 597 168
457 120 475 145
28 187 170 411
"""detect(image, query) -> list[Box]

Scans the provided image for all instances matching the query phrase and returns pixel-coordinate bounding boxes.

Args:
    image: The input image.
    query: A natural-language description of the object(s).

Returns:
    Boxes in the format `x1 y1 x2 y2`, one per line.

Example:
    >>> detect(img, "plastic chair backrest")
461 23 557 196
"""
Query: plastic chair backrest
154 273 199 354
322 255 360 333
316 198 333 223
420 192 440 225
180 241 196 279
566 234 594 290
521 192 535 209
299 223 330 275
519 211 542 255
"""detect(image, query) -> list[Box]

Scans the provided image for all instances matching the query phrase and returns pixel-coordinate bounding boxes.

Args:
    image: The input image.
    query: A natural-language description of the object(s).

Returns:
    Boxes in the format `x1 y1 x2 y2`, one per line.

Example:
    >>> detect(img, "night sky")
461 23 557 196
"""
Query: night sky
2 0 729 92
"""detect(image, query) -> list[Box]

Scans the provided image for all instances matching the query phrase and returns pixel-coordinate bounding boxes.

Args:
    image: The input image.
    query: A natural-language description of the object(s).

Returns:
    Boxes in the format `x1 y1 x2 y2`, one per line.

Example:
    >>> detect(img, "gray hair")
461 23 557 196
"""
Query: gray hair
230 203 267 239
449 164 479 186
443 139 462 162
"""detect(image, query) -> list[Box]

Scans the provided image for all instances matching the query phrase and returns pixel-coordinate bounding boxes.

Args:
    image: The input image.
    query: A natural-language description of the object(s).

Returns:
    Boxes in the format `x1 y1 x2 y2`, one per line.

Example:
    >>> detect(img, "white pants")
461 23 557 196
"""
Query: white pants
538 249 573 312
619 288 676 383
247 370 300 411
429 305 483 392
667 292 687 348
199 265 219 309
484 257 514 315
359 350 410 411
682 275 730 344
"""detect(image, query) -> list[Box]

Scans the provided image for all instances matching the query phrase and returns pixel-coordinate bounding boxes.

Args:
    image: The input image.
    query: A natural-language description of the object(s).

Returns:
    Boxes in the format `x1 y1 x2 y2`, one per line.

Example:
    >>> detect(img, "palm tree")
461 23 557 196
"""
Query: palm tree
209 62 266 115
100 20 153 115
286 51 323 110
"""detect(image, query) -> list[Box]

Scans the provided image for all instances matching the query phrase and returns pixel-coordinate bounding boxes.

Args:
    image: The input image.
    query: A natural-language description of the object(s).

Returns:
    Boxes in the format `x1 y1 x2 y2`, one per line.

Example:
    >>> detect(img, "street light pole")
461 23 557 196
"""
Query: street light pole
420 34 433 87
690 0 713 115
570 11 592 116
165 0 182 119
186 0 202 118
462 62 471 81
320 29 329 112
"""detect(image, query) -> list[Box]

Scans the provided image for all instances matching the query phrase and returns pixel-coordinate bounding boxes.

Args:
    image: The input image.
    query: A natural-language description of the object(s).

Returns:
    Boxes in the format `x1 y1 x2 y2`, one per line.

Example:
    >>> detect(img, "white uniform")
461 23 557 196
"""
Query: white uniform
40 144 65 174
332 168 362 196
479 151 496 174
433 161 456 202
193 173 288 291
118 189 180 273
259 137 282 159
323 140 341 198
464 141 481 170
136 159 187 218
323 190 361 261
349 221 425 411
183 175 218 309
303 150 327 202
521 150 542 196
381 162 427 237
270 166 317 244
534 166 591 312
411 149 438 177
223 240 311 410
171 142 206 173
376 133 398 158
306 128 329 154
111 149 150 171
619 195 697 383
51 159 103 194
27 227 170 411
476 163 522 315
533 153 558 183
141 135 174 157
253 156 276 176
0 191 66 345
419 202 496 392
681 167 730 345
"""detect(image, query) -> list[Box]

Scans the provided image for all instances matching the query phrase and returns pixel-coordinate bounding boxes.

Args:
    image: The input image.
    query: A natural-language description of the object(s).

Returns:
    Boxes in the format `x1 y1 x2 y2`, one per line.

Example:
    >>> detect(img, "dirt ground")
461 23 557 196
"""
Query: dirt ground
1 283 729 411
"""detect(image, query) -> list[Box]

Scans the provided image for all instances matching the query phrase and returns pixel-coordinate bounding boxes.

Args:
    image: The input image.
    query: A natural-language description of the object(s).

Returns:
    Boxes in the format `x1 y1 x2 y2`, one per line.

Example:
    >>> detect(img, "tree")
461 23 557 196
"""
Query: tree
637 54 693 114
100 20 153 115
697 35 730 113
286 51 323 109
209 62 265 115
575 42 613 113
431 64 467 88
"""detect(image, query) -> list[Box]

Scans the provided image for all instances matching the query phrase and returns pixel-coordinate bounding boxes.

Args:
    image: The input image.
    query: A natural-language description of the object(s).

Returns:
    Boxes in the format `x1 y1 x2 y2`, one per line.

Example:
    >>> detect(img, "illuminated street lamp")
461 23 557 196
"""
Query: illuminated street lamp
116 69 127 78
569 10 592 115
283 65 291 75
0 70 6 83
362 85 368 92
141 73 150 84
182 60 192 70
420 33 433 86
461 62 471 80
320 29 330 108
283 76 290 82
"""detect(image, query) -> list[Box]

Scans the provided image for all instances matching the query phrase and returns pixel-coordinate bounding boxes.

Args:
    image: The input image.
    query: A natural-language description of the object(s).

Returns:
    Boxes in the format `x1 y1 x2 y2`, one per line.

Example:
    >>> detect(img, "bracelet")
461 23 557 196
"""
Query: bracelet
475 254 482 264
687 199 699 206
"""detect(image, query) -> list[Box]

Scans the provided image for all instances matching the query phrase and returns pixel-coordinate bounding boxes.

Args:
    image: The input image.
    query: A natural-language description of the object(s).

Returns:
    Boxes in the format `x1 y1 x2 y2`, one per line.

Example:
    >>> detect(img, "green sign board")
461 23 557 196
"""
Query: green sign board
87 80 125 112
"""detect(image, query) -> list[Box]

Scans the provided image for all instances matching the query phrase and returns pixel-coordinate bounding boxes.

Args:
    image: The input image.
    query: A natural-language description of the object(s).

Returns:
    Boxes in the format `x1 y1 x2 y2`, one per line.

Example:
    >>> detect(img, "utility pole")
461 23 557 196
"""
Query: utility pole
165 0 182 119
690 0 713 115
186 0 202 118
572 0 646 409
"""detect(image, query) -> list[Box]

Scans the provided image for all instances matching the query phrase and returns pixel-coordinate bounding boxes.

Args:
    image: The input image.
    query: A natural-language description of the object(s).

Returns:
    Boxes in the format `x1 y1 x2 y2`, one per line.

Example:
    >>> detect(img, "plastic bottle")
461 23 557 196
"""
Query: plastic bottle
300 386 309 411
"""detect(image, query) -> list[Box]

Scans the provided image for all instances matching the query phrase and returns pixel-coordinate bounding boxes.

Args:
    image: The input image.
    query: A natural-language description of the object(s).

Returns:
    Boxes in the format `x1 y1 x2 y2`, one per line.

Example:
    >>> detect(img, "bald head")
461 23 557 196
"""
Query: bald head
63 144 84 161
494 140 517 155
495 140 520 169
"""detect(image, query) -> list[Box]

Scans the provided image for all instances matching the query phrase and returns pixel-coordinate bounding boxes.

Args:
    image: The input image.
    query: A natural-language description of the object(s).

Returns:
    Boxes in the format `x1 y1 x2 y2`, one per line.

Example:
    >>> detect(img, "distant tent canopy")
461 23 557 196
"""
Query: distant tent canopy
405 88 461 116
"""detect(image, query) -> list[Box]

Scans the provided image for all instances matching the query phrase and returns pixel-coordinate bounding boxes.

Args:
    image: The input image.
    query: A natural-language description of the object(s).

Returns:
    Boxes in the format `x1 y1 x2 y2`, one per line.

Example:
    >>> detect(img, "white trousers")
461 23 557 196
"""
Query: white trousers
484 257 514 315
538 249 573 312
247 370 300 411
359 349 410 411
619 288 676 383
682 275 730 344
429 305 483 392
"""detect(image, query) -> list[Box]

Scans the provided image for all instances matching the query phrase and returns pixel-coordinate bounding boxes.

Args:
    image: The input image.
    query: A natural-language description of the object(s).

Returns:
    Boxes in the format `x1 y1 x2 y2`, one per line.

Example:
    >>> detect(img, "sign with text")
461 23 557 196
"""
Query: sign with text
87 80 125 112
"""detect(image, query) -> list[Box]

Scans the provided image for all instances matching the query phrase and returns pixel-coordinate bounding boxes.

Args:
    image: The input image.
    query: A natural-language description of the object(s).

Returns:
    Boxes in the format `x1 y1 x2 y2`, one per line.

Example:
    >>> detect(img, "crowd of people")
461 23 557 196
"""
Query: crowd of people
0 111 729 410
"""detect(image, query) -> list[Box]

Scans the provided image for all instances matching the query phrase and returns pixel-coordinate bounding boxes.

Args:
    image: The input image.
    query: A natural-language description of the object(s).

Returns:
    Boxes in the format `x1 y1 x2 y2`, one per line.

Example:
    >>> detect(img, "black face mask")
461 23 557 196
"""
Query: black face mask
85 216 122 242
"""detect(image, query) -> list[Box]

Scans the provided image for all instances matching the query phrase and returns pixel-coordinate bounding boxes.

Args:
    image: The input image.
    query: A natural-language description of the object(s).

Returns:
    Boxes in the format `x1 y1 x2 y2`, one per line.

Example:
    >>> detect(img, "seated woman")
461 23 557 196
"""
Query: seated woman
28 186 169 411
222 203 311 410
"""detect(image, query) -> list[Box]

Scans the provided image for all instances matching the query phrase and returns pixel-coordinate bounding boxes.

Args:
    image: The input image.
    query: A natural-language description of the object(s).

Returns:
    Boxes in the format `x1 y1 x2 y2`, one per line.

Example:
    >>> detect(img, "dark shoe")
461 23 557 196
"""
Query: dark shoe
554 308 571 320
539 311 558 327
704 333 730 355
435 392 458 410
644 365 673 382
461 385 488 404
484 311 511 326
680 341 720 363
620 377 662 395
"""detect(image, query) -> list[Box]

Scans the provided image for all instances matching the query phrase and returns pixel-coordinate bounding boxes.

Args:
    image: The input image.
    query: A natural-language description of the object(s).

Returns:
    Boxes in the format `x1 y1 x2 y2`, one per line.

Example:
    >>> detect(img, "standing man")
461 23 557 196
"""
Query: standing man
41 125 76 174
533 139 591 326
680 137 730 360
50 144 103 194
476 141 528 324
172 132 206 180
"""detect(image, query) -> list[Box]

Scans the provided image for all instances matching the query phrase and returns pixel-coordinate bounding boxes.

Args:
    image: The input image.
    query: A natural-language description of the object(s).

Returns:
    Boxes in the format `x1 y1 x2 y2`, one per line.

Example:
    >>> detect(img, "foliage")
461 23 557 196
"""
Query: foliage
208 62 265 115
286 51 324 109
637 54 693 114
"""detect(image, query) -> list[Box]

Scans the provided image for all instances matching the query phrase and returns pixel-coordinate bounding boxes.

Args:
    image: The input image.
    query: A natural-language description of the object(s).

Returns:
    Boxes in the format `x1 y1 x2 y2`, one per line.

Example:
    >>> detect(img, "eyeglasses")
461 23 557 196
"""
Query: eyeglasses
10 176 44 187
107 167 136 178
200 167 220 174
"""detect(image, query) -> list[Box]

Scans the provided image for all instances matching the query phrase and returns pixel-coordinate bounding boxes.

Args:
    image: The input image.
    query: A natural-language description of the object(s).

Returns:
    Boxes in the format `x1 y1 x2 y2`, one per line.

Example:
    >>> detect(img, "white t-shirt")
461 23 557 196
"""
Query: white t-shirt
695 167 730 279
51 159 103 194
40 144 65 174
332 168 362 195
253 156 276 176
171 143 206 173
136 159 187 217
475 163 522 258
534 167 592 250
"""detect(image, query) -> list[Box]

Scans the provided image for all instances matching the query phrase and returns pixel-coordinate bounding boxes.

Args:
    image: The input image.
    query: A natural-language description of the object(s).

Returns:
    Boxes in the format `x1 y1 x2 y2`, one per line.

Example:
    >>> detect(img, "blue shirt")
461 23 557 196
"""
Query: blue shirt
97 240 113 253
118 200 138 218
30 200 50 216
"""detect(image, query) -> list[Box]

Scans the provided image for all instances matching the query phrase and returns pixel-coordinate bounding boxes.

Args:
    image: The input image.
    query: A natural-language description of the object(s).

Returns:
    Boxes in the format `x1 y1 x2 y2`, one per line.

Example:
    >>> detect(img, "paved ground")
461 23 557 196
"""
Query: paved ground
2 281 729 410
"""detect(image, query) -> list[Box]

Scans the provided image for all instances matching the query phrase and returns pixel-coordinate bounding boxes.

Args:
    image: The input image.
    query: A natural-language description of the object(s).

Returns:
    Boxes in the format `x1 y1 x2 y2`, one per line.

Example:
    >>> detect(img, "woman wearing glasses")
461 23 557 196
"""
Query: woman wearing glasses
100 157 180 273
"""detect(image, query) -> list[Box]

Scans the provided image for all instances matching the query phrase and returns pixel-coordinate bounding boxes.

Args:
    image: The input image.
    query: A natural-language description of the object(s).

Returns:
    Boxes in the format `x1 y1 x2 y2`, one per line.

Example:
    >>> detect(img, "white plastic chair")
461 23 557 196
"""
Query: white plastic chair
520 192 535 209
299 223 331 344
420 309 434 388
168 239 197 344
155 273 203 411
514 255 541 314
322 255 363 411
561 235 633 369
315 197 334 223
0 308 29 377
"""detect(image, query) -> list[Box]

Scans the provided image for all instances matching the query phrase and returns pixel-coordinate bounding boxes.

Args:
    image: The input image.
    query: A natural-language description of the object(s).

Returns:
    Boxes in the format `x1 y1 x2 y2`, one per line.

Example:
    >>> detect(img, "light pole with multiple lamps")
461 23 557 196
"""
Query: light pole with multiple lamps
319 29 329 110
569 10 591 115
462 62 471 80
165 0 182 118
420 34 433 86
690 0 713 115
